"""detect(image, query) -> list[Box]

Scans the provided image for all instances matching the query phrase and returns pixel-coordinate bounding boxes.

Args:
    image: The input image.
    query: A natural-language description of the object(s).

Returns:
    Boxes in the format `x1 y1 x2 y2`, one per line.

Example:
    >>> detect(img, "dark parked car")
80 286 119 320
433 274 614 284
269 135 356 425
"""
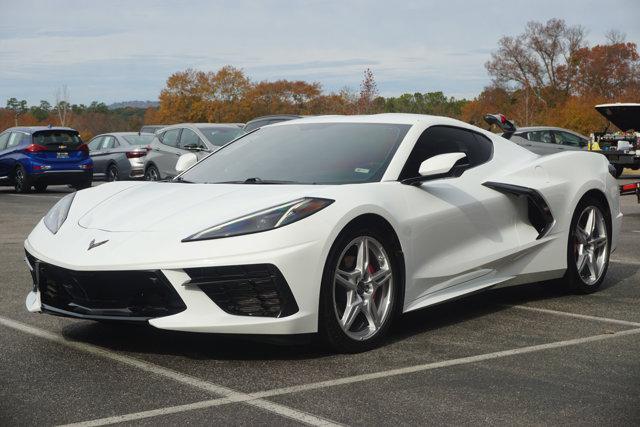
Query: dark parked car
243 115 302 132
87 132 155 181
144 123 244 180
0 126 92 193
140 125 168 134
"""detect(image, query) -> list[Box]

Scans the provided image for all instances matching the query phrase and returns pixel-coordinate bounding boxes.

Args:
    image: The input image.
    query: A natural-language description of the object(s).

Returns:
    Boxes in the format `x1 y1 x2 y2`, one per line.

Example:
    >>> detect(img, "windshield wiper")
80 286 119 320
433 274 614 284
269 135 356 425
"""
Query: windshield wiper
216 177 301 184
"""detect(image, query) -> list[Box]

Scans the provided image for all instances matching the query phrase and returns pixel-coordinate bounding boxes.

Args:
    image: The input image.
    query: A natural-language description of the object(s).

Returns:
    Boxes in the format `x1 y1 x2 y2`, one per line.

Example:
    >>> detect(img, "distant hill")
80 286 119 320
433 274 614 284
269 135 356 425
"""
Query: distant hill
108 100 159 110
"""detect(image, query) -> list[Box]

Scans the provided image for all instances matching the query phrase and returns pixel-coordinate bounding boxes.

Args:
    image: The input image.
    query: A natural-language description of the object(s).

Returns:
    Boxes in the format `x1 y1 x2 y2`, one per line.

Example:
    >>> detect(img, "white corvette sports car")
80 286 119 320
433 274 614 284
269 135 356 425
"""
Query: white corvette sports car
25 114 621 352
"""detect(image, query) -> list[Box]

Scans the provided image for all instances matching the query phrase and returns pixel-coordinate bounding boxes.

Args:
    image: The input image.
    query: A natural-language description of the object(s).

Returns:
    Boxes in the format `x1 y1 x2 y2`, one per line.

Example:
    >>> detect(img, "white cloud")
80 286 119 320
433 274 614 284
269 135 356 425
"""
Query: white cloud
0 0 638 104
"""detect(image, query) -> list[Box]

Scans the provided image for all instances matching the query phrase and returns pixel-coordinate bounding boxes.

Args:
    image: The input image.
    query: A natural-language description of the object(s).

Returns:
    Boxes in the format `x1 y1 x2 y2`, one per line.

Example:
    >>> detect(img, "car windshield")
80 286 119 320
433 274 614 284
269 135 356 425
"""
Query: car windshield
180 123 411 185
123 134 155 145
32 130 82 147
197 126 245 147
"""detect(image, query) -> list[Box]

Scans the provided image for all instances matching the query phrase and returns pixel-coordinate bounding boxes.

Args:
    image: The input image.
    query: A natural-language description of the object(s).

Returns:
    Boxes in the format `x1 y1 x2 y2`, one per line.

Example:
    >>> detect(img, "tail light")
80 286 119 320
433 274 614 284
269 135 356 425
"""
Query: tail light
24 144 47 153
77 144 89 155
126 151 146 158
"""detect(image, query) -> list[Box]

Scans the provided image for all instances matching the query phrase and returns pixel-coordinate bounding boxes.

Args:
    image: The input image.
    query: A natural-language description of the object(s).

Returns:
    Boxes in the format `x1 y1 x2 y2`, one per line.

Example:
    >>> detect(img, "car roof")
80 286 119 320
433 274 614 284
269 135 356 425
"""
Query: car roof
3 126 77 134
515 126 588 138
245 114 303 123
268 113 468 127
517 126 568 131
159 123 243 130
94 132 151 137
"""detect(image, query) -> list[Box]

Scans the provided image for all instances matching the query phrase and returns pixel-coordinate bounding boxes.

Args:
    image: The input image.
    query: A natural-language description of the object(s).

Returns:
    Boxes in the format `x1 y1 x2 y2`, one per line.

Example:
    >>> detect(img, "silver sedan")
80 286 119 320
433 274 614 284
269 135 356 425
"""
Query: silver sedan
87 132 155 181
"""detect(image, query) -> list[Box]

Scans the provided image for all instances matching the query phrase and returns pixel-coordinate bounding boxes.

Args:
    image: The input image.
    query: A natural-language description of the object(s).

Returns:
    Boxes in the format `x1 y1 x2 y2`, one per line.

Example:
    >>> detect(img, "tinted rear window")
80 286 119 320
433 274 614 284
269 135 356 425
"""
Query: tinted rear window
33 130 82 147
123 134 155 145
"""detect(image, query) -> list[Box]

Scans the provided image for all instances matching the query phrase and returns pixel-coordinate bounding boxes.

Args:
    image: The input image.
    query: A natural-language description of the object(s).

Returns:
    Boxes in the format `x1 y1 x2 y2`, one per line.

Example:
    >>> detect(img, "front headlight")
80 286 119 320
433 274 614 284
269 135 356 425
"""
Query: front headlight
43 192 76 234
183 197 334 242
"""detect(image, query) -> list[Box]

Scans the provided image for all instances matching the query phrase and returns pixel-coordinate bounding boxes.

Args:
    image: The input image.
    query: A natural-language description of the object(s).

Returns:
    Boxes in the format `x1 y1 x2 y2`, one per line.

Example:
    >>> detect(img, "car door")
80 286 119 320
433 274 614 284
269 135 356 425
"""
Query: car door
522 130 558 155
92 136 117 177
101 135 121 170
88 136 106 178
399 126 522 308
0 132 12 179
152 128 182 178
554 131 587 152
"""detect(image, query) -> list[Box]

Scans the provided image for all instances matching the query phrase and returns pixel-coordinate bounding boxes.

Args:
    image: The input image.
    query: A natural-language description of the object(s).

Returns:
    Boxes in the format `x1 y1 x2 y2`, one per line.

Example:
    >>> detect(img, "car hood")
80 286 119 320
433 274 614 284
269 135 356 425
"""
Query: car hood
595 104 640 131
77 182 330 233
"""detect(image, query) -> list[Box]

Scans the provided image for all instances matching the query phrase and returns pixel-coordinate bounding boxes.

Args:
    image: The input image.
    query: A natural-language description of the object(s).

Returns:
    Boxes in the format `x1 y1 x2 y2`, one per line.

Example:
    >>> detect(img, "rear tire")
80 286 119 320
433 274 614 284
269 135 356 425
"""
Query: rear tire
13 165 31 193
34 183 48 192
319 225 401 353
107 164 119 182
563 196 611 294
144 165 160 181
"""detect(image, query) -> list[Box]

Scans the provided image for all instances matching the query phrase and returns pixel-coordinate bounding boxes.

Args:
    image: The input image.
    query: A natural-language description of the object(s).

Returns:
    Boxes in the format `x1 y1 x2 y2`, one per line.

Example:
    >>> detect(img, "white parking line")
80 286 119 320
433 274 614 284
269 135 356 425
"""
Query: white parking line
2 193 65 200
51 325 640 426
508 305 640 327
610 257 640 266
0 316 339 427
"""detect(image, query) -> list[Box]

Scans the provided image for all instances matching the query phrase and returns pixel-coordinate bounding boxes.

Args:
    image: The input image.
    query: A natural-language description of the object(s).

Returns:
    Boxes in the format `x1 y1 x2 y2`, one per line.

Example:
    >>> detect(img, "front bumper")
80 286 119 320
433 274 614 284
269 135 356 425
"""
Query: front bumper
24 231 323 334
25 252 187 321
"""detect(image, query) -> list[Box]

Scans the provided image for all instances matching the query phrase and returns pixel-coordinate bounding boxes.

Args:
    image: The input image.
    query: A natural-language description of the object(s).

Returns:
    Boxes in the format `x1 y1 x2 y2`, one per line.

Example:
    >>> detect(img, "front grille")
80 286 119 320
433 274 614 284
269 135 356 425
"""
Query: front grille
27 252 186 320
184 264 298 318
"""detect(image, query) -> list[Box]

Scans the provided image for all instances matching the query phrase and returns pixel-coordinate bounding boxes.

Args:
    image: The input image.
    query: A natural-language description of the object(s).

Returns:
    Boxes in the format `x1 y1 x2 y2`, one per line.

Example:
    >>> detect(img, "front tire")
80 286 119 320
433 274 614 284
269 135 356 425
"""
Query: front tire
563 196 611 294
319 226 400 353
73 180 92 191
14 165 31 193
34 183 48 192
613 165 624 178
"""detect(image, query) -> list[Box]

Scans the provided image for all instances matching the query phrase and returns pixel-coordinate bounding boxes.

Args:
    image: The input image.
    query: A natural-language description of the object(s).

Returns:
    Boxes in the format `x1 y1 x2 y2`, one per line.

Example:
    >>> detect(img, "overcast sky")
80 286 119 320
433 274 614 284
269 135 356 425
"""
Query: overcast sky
1 0 639 105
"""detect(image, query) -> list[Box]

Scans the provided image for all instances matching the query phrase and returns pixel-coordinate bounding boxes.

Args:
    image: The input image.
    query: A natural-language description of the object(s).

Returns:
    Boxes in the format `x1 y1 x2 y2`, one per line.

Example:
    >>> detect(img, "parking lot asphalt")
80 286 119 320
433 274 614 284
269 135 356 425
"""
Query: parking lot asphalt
1 174 639 426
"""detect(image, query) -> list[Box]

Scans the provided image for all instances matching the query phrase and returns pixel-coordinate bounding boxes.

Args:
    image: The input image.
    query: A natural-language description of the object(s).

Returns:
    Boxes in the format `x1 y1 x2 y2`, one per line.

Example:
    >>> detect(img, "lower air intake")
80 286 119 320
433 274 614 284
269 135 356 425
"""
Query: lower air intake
184 264 298 318
27 251 186 320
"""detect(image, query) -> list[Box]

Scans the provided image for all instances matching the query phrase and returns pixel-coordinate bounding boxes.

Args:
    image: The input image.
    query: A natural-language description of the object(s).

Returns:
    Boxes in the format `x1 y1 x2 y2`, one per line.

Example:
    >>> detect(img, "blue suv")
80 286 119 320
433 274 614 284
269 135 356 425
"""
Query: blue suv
0 126 93 193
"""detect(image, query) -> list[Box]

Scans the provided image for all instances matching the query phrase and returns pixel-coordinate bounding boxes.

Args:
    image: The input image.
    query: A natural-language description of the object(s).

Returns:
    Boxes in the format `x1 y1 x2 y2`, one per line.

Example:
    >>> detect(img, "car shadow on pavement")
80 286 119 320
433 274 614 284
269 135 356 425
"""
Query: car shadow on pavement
58 266 638 361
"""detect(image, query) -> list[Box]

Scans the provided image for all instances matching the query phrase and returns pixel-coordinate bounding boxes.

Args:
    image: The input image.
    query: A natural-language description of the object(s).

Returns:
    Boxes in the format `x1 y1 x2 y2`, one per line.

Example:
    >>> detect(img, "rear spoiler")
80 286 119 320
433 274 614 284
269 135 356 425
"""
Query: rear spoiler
620 182 640 203
483 113 517 133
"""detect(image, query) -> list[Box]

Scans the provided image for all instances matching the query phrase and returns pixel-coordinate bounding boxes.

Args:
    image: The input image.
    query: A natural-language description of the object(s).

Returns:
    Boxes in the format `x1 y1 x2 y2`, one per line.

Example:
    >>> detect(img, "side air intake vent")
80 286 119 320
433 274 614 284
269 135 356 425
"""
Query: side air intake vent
483 181 554 239
184 264 299 318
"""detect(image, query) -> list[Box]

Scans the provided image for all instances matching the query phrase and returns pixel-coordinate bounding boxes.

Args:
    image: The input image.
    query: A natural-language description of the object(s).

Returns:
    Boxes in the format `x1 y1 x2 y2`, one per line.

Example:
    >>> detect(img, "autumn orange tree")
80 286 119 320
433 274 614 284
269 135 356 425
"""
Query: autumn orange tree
155 66 370 123
465 20 640 135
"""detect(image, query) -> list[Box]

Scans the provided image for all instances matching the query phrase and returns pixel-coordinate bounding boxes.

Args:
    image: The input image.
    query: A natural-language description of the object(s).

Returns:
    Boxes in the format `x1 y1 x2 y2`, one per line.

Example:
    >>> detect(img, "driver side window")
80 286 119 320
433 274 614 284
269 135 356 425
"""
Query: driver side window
555 131 582 147
179 128 204 149
160 129 181 147
399 126 493 180
526 130 555 144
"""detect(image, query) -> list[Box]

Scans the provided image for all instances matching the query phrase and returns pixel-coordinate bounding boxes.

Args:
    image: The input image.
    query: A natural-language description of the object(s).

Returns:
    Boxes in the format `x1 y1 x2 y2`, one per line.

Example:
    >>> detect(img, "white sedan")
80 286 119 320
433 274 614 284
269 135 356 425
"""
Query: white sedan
24 114 621 353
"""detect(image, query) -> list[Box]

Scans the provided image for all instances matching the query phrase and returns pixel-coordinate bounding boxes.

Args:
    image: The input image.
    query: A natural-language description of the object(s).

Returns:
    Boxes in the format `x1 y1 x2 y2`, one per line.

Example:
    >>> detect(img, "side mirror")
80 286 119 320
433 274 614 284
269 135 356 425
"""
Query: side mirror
403 152 468 185
175 152 197 173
